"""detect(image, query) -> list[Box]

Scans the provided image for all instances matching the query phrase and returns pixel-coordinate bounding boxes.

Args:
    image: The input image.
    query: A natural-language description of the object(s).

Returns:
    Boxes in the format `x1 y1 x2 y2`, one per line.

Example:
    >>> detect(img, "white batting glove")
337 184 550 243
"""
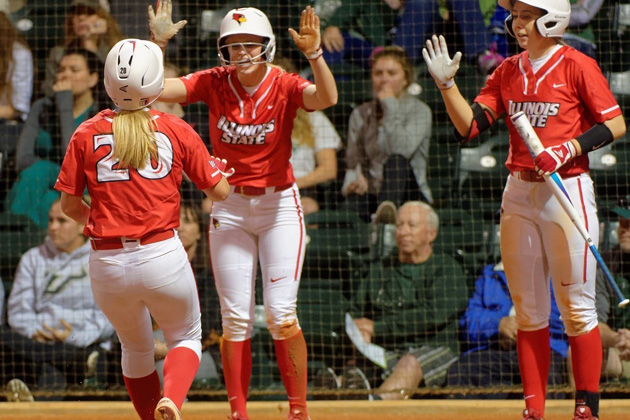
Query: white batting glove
210 156 235 178
422 35 462 90
148 0 187 48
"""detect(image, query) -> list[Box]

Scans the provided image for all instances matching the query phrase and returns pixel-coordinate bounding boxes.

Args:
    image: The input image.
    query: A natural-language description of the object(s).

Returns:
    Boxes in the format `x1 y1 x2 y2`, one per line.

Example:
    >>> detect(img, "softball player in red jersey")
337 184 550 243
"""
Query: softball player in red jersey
54 39 231 420
423 1 626 419
149 3 337 420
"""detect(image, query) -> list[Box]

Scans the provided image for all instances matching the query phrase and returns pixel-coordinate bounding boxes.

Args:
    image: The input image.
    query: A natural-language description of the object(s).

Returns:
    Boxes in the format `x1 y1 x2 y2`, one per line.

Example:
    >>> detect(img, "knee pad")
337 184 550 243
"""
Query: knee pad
562 309 598 336
222 316 254 342
267 318 300 340
121 344 156 378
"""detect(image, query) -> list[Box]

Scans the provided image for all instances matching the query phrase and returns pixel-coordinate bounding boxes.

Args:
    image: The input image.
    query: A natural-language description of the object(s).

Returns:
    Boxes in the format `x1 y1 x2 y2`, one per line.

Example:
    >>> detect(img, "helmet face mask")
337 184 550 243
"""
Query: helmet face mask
104 39 164 111
498 0 570 39
222 40 268 66
217 7 276 66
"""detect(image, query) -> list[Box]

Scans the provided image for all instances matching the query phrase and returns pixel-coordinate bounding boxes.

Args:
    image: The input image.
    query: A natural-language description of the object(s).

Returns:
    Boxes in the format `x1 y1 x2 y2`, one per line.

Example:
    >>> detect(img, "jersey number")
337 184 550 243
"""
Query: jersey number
94 133 174 182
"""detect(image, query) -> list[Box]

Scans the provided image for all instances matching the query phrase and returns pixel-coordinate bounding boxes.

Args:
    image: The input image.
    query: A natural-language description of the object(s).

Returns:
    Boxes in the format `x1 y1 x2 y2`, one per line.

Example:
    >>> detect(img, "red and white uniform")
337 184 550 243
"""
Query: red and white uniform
475 45 622 336
181 66 309 341
55 109 224 378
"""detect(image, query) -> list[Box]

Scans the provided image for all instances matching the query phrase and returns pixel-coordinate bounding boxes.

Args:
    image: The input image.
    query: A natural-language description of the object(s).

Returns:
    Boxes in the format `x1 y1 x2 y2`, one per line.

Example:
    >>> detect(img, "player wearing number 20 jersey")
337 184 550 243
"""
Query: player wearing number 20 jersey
55 39 230 420
56 108 223 238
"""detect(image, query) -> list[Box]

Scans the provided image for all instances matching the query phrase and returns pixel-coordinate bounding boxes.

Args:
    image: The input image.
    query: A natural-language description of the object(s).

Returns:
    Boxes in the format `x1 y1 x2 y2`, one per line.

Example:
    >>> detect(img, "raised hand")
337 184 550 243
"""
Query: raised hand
288 6 322 59
534 140 578 175
210 155 235 178
148 0 187 48
422 35 462 89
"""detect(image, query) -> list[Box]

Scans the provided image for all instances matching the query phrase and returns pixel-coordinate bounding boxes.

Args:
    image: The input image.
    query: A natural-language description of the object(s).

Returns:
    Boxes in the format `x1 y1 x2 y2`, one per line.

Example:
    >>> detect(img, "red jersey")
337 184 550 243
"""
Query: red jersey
475 46 622 175
55 109 223 239
180 66 311 187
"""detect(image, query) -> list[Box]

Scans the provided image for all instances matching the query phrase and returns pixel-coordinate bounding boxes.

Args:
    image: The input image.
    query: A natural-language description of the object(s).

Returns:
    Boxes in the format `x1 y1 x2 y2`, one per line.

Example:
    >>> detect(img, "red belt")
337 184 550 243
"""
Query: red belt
90 230 174 251
233 183 292 197
511 171 581 183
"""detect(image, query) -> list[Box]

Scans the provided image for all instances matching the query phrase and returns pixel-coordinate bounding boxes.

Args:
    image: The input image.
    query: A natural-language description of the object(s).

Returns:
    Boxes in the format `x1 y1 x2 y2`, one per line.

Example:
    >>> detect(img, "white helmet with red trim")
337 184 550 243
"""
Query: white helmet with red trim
498 0 570 38
104 39 164 111
217 7 276 66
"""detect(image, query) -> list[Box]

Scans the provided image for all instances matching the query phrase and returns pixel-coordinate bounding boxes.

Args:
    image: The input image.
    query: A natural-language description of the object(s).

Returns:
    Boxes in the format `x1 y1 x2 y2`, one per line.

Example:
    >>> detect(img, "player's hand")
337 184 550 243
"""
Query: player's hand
322 26 344 53
210 155 235 178
498 316 517 350
422 35 462 90
534 140 578 176
148 0 187 48
288 6 322 60
345 173 368 195
354 318 374 343
52 80 73 93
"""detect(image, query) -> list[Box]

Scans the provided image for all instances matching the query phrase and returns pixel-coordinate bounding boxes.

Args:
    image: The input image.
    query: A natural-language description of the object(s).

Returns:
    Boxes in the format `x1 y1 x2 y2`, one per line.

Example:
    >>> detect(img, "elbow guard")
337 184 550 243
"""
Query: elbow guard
454 103 496 144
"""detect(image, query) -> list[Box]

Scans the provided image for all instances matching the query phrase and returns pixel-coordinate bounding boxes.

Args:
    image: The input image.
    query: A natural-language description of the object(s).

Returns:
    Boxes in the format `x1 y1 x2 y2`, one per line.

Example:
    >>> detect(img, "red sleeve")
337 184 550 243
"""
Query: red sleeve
179 68 220 106
284 72 311 111
55 132 86 196
475 62 506 116
172 115 222 190
573 55 622 123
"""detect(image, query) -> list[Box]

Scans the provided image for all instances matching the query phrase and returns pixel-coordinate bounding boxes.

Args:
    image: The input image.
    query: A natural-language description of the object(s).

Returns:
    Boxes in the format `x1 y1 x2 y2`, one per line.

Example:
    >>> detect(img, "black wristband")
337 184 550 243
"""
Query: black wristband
576 123 614 153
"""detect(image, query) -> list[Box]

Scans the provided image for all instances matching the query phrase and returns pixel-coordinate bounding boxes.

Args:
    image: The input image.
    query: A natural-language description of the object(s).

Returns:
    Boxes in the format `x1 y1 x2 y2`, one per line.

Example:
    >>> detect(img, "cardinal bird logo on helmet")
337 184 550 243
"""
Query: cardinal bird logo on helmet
232 13 246 24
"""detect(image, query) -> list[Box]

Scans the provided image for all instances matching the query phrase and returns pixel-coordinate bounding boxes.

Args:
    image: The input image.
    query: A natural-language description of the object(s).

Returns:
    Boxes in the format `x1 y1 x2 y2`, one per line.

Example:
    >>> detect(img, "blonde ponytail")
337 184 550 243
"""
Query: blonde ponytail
111 110 157 169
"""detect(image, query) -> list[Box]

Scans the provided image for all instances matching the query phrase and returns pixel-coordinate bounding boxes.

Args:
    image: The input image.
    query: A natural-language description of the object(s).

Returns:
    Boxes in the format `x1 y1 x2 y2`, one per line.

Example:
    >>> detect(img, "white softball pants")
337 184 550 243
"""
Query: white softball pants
500 173 599 336
209 185 306 341
89 233 202 378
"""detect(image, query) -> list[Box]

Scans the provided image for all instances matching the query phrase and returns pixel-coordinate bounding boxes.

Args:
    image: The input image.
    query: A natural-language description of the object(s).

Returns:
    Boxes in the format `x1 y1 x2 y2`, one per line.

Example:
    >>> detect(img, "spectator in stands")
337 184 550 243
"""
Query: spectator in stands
562 0 605 58
341 46 432 222
274 56 342 214
153 203 223 386
0 9 33 207
0 10 33 123
0 199 114 395
589 197 630 382
343 201 468 399
6 47 106 228
42 0 122 95
447 261 568 398
321 0 501 71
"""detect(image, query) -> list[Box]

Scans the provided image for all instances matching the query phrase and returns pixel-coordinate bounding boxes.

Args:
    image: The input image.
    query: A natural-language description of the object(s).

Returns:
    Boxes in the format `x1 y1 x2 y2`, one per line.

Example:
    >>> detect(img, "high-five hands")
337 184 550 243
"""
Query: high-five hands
422 35 462 90
534 140 578 176
148 0 187 48
288 6 323 60
210 156 235 178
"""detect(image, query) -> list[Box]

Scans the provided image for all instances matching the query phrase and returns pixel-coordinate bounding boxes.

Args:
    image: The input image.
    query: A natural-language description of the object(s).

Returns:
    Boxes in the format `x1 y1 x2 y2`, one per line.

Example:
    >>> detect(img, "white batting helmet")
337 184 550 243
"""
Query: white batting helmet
498 0 570 38
104 39 164 111
217 7 276 66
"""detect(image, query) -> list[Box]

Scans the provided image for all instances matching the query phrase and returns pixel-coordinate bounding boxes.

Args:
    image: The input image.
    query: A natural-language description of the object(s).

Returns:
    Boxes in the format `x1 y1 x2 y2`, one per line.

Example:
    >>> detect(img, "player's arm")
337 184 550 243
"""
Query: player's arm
202 177 230 202
289 6 338 110
60 192 90 226
160 78 188 103
422 35 498 139
147 0 189 103
535 114 627 175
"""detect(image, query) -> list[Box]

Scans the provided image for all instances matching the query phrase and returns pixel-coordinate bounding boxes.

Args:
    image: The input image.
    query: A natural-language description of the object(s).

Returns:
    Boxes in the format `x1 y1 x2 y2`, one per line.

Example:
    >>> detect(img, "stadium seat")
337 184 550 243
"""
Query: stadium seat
590 134 630 202
426 124 460 207
458 132 510 218
0 212 47 289
433 207 493 282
